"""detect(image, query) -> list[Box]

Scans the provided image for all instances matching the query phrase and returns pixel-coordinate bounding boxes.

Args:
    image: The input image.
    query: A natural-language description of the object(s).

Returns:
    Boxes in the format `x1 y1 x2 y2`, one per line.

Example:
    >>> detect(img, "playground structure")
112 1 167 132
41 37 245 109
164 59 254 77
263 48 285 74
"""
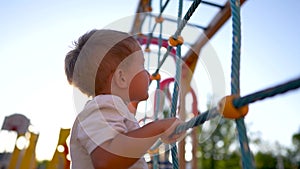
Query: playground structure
130 0 300 169
0 114 70 169
1 0 300 169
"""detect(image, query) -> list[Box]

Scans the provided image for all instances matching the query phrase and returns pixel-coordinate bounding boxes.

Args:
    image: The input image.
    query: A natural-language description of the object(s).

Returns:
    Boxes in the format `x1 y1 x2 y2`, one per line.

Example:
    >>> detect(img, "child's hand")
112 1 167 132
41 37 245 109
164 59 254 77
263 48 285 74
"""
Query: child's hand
160 118 185 144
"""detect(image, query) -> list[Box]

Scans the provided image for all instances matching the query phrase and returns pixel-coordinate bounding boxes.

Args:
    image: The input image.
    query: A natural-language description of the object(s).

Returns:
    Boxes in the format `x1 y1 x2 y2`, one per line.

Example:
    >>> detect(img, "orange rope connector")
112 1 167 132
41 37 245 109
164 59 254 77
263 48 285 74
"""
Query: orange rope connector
147 148 159 155
150 73 161 81
144 47 151 53
218 95 249 119
155 16 164 23
137 32 143 36
145 6 153 12
168 35 184 47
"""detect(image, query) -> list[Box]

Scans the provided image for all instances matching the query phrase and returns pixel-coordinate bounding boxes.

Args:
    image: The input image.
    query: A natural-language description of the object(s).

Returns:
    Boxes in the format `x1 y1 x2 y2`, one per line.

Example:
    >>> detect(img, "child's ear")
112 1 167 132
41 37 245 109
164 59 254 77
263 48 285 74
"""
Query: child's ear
113 69 128 88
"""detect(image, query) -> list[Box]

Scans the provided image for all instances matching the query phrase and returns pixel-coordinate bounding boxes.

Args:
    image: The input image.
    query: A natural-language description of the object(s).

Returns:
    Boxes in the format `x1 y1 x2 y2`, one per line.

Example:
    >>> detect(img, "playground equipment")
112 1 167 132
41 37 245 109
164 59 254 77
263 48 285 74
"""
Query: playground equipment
0 114 70 169
1 113 37 169
1 1 299 169
47 128 70 169
131 0 300 169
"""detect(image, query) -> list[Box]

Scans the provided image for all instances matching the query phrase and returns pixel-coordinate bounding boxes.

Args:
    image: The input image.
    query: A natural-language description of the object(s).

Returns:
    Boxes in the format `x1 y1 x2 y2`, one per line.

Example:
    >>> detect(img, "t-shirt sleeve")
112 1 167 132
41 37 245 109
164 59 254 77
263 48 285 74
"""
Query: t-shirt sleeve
76 106 127 154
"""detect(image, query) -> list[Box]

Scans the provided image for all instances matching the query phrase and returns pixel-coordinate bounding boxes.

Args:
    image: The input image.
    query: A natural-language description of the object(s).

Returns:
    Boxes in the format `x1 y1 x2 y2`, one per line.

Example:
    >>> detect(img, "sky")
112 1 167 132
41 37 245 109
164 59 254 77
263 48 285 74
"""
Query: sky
0 0 300 161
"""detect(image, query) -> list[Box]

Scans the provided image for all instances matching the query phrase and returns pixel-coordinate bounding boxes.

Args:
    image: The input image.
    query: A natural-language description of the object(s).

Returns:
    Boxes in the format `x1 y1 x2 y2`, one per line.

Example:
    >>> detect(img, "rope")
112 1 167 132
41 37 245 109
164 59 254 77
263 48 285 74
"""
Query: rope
145 0 171 50
172 75 300 134
152 1 164 168
229 0 255 168
140 0 300 168
174 108 220 134
169 0 184 168
173 0 203 39
230 0 241 96
233 76 300 108
147 0 204 168
152 0 203 78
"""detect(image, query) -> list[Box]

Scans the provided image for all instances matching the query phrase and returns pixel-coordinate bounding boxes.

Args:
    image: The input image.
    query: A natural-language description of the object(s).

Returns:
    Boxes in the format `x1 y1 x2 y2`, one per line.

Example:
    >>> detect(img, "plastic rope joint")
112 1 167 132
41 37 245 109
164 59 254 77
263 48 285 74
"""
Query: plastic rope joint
218 95 249 119
150 73 161 81
168 36 184 47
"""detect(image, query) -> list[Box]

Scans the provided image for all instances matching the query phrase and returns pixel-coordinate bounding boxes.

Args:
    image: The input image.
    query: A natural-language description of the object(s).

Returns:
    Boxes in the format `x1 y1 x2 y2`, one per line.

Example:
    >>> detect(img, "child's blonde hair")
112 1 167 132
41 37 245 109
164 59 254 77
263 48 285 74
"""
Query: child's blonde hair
64 29 141 97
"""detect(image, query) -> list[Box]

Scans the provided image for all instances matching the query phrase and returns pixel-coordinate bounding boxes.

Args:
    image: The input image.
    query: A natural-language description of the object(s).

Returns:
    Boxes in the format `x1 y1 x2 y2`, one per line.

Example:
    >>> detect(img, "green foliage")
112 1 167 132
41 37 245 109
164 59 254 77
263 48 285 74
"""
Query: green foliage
292 133 300 149
287 132 300 168
255 152 277 169
250 129 300 169
196 117 241 169
195 109 300 169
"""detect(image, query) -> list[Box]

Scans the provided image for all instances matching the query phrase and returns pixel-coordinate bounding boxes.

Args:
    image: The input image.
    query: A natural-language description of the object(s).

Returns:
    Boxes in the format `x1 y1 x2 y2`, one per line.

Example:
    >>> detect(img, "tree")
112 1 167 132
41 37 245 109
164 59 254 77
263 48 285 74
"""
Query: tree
255 151 277 169
286 130 300 168
197 117 241 169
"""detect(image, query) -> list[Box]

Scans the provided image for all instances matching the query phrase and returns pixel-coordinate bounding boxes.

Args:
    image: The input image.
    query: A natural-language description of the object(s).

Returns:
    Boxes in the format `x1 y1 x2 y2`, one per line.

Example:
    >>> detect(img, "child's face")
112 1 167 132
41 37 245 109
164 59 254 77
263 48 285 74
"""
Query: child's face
127 52 150 102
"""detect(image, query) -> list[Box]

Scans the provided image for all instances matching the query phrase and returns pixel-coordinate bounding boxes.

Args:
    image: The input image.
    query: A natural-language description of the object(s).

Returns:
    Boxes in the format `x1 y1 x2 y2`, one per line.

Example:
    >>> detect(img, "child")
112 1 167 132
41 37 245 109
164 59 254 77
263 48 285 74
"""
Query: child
65 29 183 169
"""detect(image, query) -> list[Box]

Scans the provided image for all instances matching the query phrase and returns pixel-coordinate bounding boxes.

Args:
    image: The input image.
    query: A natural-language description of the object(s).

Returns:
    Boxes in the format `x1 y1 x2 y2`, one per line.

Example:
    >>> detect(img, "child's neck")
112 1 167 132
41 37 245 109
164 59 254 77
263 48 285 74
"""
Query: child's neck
127 101 139 115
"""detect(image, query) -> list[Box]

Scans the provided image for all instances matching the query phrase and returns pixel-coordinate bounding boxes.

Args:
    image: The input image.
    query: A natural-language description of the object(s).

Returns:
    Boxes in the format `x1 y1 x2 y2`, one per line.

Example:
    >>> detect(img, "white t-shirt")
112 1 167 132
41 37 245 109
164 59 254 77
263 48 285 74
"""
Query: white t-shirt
70 95 148 169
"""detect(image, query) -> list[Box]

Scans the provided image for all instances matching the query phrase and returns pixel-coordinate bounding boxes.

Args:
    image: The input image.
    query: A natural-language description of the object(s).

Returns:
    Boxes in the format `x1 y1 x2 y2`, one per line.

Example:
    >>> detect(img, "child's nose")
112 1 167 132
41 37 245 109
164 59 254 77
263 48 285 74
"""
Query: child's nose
146 71 150 79
146 71 151 84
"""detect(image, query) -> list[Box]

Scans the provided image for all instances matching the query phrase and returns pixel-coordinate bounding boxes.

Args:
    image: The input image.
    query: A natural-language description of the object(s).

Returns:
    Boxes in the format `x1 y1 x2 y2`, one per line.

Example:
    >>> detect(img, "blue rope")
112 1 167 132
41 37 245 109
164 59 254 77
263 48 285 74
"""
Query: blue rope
170 47 181 169
173 108 220 134
170 0 184 168
172 75 300 134
173 0 203 38
154 0 164 121
140 0 300 168
229 0 255 168
230 0 241 95
152 1 165 167
152 80 161 169
233 76 300 108
152 0 203 78
145 0 171 50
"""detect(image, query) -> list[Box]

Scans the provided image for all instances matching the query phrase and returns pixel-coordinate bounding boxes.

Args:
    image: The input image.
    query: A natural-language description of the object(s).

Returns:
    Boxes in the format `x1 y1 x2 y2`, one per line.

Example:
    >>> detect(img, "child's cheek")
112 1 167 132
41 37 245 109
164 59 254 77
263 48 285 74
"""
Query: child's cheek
129 71 149 101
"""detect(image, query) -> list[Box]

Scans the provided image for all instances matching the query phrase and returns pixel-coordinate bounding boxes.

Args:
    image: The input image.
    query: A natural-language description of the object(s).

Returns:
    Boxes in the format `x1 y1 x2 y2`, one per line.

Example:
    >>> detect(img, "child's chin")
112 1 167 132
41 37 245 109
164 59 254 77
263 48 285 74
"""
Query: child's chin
141 94 149 101
141 95 149 101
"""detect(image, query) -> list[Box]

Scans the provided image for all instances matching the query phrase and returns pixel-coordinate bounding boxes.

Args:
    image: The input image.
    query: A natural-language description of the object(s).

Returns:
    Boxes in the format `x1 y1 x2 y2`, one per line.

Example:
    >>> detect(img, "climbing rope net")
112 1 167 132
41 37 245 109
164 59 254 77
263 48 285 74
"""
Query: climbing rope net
132 0 300 168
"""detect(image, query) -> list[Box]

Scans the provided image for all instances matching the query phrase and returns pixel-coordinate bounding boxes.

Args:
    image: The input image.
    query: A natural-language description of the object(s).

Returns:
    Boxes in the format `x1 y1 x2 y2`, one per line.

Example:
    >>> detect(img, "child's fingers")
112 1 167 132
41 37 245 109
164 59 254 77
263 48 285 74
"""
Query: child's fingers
170 131 185 141
162 132 185 144
161 119 186 144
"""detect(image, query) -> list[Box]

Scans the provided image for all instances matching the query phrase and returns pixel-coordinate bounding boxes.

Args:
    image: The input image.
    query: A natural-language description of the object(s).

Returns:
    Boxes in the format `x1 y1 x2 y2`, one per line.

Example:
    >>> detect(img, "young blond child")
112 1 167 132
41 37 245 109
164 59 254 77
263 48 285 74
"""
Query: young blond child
65 29 183 169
